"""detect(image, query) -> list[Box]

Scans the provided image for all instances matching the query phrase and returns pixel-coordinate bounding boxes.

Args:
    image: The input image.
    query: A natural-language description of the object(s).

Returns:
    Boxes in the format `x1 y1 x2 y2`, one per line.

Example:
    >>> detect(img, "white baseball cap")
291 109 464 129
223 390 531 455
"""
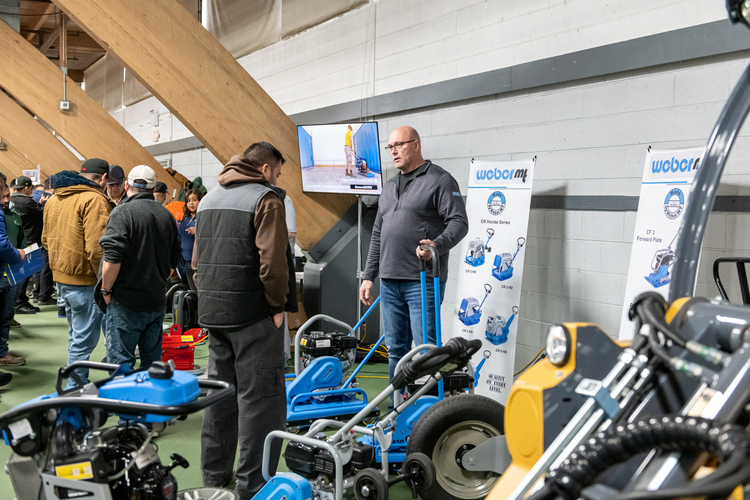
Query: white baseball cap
128 165 157 190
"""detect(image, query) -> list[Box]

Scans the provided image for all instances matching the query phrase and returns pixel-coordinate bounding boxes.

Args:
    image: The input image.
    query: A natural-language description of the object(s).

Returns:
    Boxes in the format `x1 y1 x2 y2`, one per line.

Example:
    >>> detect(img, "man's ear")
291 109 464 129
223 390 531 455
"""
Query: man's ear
101 173 109 187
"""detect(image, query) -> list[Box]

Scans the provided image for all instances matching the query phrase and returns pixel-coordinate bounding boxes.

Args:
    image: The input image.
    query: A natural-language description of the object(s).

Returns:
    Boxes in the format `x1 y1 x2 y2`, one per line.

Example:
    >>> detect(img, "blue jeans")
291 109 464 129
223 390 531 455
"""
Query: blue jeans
380 278 446 381
0 280 18 359
58 284 105 386
105 299 164 370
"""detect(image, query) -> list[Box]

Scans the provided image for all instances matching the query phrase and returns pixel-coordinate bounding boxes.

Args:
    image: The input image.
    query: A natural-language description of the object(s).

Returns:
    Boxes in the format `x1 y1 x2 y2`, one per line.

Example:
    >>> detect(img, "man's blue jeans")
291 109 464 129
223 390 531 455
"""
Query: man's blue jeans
105 299 164 370
0 279 18 359
380 278 446 381
58 284 105 386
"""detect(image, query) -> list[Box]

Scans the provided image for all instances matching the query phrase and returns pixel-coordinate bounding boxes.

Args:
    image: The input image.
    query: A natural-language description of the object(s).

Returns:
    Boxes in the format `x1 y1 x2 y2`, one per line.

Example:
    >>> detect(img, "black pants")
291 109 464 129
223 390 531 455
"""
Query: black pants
201 318 286 498
37 248 54 300
15 278 32 307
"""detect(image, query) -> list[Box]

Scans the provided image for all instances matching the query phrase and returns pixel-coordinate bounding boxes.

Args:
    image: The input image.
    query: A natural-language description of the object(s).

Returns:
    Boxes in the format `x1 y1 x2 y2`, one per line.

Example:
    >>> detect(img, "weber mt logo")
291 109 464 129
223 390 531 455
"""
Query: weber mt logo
651 157 700 174
477 167 528 183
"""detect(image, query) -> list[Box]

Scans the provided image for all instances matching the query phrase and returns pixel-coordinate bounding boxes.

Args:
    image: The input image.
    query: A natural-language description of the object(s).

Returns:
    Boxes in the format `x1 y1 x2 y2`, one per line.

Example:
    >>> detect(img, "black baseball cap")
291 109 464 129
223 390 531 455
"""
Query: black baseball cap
107 165 125 185
154 182 168 194
80 158 109 175
11 176 33 189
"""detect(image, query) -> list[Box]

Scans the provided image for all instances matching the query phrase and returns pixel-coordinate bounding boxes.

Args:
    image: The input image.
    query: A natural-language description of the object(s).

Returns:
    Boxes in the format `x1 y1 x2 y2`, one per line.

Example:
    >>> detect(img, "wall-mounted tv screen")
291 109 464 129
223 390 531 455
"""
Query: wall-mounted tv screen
298 122 382 195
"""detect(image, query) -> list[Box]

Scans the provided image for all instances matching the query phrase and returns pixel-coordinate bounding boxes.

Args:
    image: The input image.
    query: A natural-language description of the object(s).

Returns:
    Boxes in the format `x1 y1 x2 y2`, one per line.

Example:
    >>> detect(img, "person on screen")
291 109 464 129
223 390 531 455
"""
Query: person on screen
344 124 355 177
359 126 468 395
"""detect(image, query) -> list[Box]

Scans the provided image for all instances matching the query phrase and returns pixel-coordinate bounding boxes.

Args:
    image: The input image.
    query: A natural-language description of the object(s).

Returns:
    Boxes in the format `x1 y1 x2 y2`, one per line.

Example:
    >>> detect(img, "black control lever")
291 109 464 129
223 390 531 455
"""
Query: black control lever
167 453 189 472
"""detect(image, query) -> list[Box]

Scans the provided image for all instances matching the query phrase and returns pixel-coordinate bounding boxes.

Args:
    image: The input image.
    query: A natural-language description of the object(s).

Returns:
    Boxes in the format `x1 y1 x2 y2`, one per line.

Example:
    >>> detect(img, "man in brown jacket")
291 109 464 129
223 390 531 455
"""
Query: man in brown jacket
196 142 296 498
42 159 113 387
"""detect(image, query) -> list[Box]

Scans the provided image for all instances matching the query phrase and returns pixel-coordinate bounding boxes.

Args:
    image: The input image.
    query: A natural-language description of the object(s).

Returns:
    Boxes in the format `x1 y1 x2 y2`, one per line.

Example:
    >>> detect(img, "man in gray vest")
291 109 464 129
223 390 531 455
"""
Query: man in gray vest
197 142 296 498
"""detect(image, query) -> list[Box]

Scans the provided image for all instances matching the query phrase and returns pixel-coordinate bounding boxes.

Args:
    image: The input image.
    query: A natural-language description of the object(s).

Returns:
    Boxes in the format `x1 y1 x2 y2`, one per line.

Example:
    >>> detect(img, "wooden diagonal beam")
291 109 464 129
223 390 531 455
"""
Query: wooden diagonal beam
0 89 80 177
38 21 61 53
0 142 36 180
51 0 354 250
0 19 181 192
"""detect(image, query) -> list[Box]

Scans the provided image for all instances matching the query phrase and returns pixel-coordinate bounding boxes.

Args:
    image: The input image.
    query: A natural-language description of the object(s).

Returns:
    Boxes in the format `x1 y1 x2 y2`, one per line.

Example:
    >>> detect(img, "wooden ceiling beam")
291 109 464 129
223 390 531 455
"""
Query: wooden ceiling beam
50 0 354 250
0 19 182 192
23 2 55 43
0 90 81 178
38 21 61 53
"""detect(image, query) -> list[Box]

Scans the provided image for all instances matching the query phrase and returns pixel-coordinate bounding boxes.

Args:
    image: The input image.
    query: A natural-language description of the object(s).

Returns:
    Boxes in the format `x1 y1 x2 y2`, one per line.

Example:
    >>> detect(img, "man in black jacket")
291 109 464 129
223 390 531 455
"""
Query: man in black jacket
10 176 46 313
99 165 181 369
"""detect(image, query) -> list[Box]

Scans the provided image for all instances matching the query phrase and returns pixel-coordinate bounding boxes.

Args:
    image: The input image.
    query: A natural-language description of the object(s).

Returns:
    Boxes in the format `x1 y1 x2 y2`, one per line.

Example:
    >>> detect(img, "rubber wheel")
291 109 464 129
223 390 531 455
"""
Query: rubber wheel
406 394 505 500
354 468 389 500
403 452 436 495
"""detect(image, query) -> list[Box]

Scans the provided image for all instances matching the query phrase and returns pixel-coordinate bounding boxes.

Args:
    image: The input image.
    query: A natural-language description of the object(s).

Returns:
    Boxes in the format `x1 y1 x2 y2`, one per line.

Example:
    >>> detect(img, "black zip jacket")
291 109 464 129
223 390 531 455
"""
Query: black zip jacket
10 193 43 245
362 161 468 282
99 193 181 312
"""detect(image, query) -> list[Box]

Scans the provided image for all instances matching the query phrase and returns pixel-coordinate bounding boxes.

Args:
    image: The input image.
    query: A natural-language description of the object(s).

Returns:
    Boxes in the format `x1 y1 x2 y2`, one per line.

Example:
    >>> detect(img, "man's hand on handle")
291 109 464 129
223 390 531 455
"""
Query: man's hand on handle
416 239 436 261
359 279 374 306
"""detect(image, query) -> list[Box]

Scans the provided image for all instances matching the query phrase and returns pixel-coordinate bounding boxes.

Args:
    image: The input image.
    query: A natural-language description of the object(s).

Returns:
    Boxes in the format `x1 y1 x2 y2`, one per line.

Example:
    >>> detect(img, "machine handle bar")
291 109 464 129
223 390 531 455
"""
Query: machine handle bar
418 244 440 277
0 379 235 428
391 337 481 390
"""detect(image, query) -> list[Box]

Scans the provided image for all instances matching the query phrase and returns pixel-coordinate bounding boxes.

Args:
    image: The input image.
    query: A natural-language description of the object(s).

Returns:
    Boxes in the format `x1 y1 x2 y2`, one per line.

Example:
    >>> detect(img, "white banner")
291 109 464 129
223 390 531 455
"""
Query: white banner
619 147 705 340
452 158 535 404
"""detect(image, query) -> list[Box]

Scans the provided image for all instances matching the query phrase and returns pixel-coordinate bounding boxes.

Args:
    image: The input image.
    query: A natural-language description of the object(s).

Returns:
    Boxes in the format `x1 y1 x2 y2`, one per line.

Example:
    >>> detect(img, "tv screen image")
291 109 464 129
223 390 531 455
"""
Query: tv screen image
297 122 382 195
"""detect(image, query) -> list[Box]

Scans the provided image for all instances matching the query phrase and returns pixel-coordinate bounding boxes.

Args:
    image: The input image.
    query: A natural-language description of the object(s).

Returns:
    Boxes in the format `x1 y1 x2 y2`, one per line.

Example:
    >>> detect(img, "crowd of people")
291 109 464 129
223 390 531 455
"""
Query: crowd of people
0 128 464 499
0 159 213 390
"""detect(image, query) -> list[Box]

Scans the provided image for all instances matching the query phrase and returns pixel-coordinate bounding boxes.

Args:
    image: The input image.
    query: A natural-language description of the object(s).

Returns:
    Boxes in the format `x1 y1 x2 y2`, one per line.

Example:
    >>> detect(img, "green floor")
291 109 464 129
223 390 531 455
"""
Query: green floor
0 305 415 498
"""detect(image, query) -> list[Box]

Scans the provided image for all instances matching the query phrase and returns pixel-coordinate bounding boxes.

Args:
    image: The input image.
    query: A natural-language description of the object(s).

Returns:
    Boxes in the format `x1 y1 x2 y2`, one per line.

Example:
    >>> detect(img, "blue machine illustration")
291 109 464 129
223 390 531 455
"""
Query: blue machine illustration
465 228 495 267
458 283 492 326
474 350 492 387
645 228 681 288
485 306 519 345
492 237 526 281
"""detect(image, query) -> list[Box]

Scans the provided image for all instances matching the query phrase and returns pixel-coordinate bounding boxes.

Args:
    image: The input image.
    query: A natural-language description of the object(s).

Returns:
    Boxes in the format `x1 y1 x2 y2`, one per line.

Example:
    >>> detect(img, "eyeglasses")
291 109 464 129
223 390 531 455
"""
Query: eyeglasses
384 140 417 152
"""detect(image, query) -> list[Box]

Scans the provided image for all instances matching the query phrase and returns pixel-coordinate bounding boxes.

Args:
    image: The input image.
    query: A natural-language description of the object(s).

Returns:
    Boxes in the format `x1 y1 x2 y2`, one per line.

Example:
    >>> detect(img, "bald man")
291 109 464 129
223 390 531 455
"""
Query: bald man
359 126 468 386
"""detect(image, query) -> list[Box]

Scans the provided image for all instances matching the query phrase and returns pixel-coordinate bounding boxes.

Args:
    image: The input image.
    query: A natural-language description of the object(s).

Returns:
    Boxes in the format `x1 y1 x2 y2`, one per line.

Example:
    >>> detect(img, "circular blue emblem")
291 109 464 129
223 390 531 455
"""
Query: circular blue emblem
663 188 684 220
487 191 506 216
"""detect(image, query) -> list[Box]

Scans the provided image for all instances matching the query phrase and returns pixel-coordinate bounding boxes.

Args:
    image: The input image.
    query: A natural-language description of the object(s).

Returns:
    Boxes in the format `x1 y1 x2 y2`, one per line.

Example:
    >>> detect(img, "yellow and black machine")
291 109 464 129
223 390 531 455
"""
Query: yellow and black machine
486 2 750 498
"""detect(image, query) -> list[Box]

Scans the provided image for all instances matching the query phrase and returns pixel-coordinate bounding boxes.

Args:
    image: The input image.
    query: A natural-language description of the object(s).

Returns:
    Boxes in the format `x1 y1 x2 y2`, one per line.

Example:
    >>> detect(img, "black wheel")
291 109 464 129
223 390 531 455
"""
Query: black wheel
403 452 436 496
354 468 389 500
406 394 505 500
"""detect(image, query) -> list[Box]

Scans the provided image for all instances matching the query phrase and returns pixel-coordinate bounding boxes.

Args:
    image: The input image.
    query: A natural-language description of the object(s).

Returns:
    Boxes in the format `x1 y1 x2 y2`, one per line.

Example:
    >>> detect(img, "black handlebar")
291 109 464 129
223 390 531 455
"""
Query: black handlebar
418 244 440 278
0 378 235 429
56 361 130 395
391 337 482 390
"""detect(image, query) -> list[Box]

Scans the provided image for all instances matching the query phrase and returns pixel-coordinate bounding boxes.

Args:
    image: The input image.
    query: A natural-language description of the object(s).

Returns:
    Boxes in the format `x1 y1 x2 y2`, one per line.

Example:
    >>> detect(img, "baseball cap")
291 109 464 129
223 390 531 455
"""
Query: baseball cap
154 182 168 194
107 165 125 185
11 176 32 189
128 165 157 190
80 158 109 175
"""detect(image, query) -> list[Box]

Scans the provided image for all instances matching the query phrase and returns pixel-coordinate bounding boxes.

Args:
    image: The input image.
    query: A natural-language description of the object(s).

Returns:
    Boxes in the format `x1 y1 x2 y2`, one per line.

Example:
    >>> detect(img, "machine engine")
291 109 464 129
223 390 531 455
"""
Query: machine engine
31 419 183 500
300 330 357 374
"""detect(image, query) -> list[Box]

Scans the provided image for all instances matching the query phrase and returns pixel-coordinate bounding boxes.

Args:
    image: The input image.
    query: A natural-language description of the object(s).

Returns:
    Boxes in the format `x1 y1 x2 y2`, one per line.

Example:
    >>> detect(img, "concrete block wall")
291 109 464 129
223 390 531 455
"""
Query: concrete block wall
368 52 750 372
238 0 728 115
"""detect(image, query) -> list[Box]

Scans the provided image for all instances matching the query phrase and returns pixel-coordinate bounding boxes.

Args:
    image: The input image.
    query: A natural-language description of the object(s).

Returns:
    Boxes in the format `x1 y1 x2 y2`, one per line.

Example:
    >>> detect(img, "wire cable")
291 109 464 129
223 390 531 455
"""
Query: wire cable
514 348 546 377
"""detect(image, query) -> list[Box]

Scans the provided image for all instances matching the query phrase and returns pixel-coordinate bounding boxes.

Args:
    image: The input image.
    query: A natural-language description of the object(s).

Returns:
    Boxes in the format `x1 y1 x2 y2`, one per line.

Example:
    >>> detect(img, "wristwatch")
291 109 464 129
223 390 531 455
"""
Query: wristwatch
100 287 112 296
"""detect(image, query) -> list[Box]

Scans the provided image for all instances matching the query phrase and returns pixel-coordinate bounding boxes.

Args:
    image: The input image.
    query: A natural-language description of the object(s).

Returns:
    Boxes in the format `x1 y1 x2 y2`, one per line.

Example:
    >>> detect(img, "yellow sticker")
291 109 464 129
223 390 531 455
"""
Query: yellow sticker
181 335 193 342
56 462 94 481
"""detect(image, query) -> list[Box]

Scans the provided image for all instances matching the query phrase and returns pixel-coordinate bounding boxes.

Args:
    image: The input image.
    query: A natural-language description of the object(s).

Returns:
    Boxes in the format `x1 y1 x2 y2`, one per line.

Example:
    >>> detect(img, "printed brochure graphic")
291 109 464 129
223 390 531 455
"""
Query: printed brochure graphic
618 147 705 340
450 158 535 404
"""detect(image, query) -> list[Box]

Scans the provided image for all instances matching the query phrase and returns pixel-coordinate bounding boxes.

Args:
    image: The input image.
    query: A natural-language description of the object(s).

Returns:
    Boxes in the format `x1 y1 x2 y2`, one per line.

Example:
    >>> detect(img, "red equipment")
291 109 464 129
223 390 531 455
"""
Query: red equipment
162 324 208 370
